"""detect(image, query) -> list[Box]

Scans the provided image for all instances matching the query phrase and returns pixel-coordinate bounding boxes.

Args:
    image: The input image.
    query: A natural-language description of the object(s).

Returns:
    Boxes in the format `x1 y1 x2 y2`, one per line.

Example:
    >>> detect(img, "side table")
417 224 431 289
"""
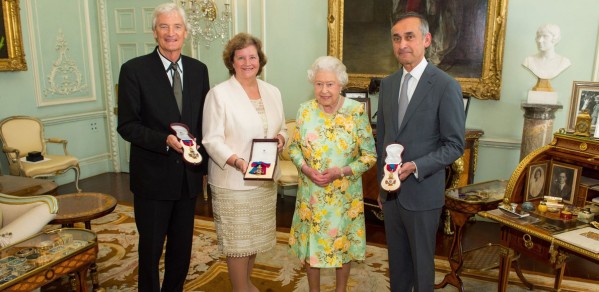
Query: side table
51 192 117 229
435 180 516 291
0 175 58 197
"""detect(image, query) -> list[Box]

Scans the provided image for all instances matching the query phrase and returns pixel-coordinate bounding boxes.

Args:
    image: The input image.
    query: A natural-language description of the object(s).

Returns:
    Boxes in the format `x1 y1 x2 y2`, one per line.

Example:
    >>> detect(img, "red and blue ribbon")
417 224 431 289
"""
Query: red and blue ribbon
249 161 271 175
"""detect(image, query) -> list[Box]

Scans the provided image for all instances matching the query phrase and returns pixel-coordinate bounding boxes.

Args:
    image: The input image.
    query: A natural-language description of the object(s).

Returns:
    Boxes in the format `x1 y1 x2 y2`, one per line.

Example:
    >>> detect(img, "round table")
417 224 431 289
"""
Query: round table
51 192 117 229
0 175 58 196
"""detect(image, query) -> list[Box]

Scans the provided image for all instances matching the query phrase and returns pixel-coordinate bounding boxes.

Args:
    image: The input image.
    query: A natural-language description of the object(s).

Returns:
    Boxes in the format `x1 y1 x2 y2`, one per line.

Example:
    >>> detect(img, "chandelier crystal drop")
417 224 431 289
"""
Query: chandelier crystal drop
182 0 231 48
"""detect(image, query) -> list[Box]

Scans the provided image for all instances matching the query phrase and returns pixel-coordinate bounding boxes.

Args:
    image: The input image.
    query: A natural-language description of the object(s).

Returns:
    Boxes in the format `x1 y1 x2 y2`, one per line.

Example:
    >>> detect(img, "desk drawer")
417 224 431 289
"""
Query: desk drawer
502 226 552 262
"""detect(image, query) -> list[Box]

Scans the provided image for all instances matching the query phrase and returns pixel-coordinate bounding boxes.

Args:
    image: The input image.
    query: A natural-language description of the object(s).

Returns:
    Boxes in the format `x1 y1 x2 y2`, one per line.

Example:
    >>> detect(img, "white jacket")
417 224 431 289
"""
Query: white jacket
202 76 287 190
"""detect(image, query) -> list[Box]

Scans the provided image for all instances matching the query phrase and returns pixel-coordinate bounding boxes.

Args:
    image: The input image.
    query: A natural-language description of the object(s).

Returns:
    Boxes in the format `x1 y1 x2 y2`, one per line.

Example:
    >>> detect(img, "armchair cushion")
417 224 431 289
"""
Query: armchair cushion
279 120 296 161
278 120 299 188
0 193 58 247
279 160 299 186
20 154 79 177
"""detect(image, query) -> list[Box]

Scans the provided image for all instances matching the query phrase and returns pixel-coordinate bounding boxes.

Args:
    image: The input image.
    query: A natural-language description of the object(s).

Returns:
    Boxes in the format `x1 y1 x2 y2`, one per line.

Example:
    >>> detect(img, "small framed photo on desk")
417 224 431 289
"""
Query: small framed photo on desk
244 139 278 181
547 161 581 205
525 161 548 202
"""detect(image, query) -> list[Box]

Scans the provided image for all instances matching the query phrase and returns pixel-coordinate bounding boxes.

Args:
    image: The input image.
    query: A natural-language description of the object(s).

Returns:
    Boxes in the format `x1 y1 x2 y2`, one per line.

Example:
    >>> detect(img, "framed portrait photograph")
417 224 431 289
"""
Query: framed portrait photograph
0 0 27 71
244 139 278 181
343 89 368 99
547 161 582 205
567 81 599 132
525 161 548 202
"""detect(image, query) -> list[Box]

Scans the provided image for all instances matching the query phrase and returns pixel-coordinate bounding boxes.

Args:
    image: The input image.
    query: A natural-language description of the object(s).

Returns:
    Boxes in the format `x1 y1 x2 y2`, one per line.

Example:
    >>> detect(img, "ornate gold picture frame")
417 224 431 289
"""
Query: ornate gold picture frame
327 0 507 100
0 0 27 71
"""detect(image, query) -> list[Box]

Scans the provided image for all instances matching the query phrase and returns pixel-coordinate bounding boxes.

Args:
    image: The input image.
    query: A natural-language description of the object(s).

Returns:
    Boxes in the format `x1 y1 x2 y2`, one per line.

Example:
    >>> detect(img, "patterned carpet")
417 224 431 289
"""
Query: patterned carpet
78 204 598 291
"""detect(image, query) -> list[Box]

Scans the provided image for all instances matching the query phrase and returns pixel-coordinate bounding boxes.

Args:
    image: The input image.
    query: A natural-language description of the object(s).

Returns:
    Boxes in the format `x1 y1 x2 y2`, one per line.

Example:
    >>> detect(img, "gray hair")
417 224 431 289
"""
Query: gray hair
392 12 429 36
152 3 189 32
537 24 561 43
307 56 348 87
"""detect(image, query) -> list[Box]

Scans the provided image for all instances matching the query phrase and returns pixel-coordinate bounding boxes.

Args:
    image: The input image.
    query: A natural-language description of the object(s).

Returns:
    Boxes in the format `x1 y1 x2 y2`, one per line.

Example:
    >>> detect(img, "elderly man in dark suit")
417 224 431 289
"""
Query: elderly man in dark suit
376 12 465 292
117 3 209 291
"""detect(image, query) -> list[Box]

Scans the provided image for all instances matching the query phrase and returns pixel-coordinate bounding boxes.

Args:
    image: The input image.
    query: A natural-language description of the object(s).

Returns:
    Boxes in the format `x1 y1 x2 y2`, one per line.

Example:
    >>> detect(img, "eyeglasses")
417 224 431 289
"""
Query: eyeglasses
314 82 338 89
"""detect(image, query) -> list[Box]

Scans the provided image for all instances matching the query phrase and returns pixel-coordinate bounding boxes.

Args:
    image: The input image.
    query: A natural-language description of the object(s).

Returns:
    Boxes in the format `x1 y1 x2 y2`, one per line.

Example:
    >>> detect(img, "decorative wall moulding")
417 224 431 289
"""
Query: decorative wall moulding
26 0 96 106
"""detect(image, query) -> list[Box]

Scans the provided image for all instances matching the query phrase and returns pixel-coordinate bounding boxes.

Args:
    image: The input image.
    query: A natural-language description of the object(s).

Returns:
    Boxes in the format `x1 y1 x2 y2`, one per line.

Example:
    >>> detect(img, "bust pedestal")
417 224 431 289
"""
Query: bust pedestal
532 78 553 92
520 102 563 160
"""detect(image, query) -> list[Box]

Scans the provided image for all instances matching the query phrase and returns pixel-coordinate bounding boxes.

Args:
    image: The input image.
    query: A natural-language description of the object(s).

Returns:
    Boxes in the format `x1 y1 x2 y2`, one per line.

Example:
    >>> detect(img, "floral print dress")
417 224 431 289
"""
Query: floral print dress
288 98 376 268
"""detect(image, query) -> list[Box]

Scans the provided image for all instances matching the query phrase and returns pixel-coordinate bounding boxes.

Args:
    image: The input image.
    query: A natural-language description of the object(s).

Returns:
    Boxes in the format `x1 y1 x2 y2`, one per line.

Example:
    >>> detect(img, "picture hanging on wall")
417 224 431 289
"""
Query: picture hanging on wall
0 0 27 71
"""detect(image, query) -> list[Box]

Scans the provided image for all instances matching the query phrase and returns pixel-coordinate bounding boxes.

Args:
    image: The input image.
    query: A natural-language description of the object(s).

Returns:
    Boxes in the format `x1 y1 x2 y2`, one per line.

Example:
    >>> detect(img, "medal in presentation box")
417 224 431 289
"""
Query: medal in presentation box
170 123 202 165
244 139 278 181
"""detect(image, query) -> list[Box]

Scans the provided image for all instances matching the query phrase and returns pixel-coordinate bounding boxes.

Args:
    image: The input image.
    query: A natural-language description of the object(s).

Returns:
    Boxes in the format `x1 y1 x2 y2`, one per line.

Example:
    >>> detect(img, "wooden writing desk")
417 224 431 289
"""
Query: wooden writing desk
482 132 599 291
479 209 599 291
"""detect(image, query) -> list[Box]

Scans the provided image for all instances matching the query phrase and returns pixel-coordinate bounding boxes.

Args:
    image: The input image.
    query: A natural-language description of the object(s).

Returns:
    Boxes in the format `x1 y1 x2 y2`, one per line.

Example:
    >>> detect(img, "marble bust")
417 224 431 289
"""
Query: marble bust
522 24 571 80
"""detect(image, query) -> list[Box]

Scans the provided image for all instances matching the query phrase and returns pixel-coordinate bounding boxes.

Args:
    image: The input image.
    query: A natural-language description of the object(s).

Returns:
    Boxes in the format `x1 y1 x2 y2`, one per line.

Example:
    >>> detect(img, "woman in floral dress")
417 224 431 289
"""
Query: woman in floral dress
288 56 376 291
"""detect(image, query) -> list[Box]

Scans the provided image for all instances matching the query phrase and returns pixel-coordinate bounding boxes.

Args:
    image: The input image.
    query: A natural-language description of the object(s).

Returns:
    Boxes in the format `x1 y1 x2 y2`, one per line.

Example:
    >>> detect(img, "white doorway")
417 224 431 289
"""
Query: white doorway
101 0 165 172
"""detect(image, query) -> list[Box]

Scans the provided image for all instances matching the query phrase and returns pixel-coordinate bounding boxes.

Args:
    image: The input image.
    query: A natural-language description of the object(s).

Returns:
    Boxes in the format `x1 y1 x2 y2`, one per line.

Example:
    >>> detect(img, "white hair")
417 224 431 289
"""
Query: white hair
152 3 189 32
307 56 348 87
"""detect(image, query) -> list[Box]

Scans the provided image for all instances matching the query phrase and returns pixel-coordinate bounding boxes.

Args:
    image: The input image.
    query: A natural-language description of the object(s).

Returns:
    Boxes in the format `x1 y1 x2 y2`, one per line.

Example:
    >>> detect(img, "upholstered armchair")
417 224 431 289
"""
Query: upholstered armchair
0 193 58 247
278 120 299 196
0 116 81 192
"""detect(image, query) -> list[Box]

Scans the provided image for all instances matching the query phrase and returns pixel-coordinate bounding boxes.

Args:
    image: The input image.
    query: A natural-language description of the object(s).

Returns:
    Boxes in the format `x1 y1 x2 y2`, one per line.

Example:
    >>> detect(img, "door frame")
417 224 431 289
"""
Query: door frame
98 0 122 172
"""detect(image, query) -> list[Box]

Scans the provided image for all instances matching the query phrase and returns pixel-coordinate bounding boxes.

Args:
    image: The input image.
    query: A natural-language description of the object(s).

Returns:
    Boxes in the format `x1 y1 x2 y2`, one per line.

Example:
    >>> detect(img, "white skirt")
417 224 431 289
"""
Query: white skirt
211 182 277 257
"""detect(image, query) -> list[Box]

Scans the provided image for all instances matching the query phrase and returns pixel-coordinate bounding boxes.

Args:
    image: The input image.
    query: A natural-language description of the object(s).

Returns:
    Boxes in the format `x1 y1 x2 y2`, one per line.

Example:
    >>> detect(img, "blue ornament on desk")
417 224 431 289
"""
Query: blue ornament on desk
521 201 535 212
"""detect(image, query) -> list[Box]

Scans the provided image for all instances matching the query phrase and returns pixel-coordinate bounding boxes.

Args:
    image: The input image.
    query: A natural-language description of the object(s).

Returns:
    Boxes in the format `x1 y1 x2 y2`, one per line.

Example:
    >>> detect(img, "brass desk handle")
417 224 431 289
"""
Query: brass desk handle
523 234 534 249
45 268 55 281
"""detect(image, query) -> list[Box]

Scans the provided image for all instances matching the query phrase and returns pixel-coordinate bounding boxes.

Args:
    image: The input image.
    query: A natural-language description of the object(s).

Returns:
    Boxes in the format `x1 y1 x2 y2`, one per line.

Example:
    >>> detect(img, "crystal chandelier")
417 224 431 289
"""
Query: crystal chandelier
182 0 232 48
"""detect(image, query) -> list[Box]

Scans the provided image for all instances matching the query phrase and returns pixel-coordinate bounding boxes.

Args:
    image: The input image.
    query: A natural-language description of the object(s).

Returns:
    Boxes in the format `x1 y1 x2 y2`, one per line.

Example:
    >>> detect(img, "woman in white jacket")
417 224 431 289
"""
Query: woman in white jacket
202 33 287 292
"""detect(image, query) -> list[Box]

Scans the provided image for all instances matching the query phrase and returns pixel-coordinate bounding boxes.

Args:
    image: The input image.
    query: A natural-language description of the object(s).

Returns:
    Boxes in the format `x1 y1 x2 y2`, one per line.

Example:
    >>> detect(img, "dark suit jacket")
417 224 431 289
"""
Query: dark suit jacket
376 63 465 211
117 47 209 200
550 183 571 200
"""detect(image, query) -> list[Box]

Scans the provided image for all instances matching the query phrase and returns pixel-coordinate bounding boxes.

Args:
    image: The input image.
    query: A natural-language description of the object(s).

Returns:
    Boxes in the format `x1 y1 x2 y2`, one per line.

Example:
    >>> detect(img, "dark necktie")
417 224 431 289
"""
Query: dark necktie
398 73 412 128
170 62 182 113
